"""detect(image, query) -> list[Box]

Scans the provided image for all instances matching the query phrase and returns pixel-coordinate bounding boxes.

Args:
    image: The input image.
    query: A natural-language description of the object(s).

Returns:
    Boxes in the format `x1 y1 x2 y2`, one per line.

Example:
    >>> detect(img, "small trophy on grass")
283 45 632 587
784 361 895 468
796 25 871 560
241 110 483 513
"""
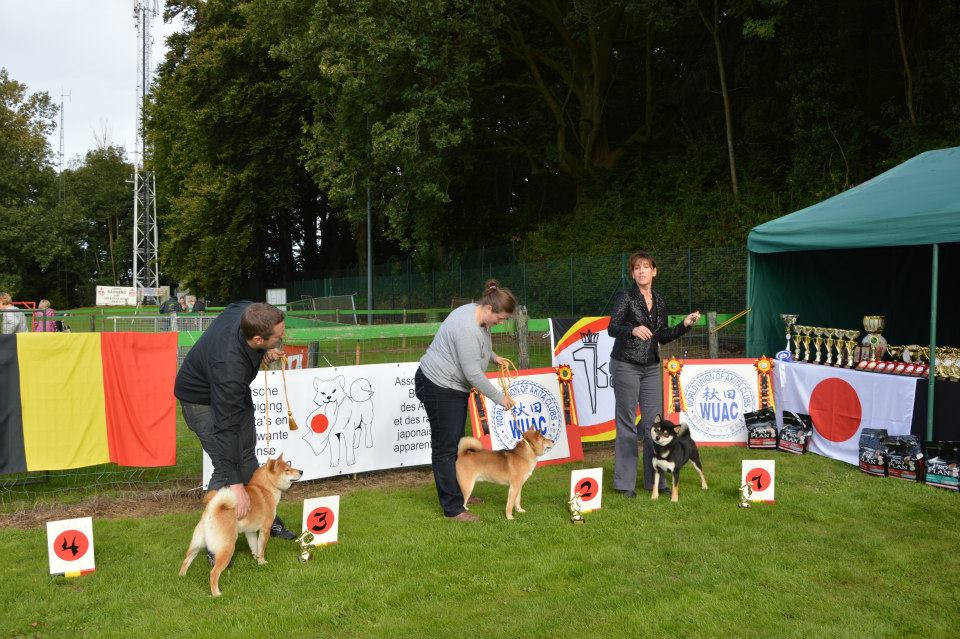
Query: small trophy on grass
294 531 316 562
569 492 585 524
738 483 753 508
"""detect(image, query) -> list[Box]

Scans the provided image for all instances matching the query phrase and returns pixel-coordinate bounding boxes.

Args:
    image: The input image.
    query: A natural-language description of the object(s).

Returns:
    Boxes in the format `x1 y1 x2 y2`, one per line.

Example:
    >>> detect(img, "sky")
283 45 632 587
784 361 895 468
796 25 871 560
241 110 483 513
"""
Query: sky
0 0 182 168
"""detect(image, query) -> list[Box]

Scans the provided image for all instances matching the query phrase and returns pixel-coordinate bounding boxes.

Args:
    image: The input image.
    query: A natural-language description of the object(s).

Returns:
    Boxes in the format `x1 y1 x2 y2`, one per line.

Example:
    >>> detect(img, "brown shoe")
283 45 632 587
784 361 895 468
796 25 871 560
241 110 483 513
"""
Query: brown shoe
466 496 483 505
447 511 480 522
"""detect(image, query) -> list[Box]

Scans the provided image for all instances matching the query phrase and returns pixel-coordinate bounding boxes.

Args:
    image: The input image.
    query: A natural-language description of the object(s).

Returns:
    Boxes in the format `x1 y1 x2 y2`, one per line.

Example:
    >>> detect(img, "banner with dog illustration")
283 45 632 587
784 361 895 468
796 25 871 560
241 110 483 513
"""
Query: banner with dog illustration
201 362 433 487
467 367 584 466
662 358 762 445
550 317 616 443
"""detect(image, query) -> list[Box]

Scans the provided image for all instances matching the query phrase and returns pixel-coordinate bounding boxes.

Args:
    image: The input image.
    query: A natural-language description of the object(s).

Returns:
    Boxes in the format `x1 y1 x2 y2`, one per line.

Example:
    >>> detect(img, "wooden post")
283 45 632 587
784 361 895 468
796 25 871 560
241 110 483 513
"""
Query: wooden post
708 311 719 359
516 305 530 369
401 309 407 349
355 340 361 366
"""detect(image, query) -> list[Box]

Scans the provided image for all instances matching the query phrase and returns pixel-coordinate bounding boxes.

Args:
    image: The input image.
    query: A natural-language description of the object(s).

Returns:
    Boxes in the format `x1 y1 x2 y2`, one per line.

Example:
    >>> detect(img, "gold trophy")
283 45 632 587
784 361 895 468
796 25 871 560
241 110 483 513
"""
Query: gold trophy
792 325 805 361
824 329 837 366
294 531 316 562
844 330 859 368
801 326 814 362
812 327 824 364
569 492 585 524
947 348 960 382
781 314 799 356
862 315 887 361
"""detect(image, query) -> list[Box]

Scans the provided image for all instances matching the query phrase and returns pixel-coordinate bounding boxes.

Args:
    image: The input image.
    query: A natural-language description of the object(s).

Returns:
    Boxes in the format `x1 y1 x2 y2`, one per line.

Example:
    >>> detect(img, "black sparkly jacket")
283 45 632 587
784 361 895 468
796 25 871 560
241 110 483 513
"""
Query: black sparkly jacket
607 286 690 366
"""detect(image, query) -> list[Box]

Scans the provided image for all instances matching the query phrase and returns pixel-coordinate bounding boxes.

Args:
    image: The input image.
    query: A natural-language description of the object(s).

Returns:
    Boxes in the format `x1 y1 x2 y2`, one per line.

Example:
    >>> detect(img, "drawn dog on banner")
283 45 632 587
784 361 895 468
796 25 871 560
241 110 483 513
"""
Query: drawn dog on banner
302 375 375 467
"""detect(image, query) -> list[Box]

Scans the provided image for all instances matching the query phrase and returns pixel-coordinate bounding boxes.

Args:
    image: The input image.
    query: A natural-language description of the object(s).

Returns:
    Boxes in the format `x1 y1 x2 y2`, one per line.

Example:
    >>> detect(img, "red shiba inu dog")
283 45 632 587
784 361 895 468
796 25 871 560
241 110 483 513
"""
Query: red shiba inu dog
456 428 553 520
179 455 302 596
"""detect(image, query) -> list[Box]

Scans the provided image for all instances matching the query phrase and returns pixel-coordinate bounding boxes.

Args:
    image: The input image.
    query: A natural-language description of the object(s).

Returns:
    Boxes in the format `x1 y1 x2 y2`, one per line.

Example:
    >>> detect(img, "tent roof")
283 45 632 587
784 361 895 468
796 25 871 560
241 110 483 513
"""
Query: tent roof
748 146 960 254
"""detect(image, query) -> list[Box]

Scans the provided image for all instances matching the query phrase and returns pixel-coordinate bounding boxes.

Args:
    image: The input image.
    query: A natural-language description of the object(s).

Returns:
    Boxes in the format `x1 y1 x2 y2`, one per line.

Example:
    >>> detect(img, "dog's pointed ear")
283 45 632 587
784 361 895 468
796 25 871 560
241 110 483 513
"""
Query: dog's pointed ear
337 375 346 390
654 414 662 424
677 422 689 437
313 377 320 391
276 452 284 463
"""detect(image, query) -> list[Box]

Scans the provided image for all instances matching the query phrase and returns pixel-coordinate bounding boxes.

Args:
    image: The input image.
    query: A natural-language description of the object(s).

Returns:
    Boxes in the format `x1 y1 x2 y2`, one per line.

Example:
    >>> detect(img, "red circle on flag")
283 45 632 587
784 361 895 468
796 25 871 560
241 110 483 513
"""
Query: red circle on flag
809 378 863 442
746 468 771 492
53 529 89 562
310 414 329 434
575 477 598 502
308 507 335 534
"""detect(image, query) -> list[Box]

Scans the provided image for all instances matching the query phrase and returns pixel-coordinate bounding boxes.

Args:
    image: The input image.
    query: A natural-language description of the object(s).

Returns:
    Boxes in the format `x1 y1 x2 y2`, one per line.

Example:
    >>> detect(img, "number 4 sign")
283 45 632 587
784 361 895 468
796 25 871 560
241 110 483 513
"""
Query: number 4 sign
741 460 776 503
570 468 603 512
47 517 96 577
301 496 340 546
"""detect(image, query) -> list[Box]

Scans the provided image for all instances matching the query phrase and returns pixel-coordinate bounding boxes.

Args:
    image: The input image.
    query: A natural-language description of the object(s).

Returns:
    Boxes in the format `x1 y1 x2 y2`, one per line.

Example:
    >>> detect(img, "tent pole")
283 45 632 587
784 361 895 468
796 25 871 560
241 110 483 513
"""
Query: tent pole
926 243 939 441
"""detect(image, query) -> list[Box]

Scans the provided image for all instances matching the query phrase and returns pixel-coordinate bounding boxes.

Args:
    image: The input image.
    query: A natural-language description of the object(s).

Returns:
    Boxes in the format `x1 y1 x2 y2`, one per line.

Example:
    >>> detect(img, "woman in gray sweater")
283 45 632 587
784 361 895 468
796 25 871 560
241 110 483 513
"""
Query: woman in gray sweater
415 279 518 522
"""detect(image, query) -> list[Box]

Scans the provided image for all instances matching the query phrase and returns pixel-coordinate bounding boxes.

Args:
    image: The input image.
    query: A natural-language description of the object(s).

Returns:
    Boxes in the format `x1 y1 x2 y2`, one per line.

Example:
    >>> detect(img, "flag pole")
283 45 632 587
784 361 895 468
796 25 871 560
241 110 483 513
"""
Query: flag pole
926 243 938 441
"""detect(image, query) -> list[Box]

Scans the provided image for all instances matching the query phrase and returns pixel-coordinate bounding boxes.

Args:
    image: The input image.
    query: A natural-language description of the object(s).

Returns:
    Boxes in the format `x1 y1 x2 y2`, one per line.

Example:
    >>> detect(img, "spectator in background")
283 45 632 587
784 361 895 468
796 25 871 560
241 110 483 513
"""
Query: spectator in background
0 292 27 334
186 295 197 312
159 296 178 314
192 297 206 313
31 299 57 332
178 296 188 312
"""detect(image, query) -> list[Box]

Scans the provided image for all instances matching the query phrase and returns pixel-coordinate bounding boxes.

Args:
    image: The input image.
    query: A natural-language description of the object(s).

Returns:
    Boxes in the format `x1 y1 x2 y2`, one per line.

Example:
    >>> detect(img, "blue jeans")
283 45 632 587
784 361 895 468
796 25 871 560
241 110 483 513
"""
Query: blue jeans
611 358 667 492
415 368 469 517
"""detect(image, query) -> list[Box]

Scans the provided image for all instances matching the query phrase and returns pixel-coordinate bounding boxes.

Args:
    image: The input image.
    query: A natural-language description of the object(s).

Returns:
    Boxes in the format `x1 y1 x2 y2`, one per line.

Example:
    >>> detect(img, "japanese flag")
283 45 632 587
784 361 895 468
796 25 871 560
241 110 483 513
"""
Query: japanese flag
776 362 916 466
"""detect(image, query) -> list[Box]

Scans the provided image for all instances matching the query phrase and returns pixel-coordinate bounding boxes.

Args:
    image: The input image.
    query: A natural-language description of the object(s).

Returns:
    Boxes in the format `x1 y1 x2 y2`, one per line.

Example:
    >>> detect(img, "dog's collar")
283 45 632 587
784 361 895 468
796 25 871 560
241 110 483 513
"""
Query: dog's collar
519 437 532 449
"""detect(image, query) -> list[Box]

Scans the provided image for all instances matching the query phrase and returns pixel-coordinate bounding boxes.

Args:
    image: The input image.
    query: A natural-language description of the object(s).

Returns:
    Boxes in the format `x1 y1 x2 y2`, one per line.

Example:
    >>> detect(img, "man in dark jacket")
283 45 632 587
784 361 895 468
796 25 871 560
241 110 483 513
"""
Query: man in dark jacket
174 301 296 540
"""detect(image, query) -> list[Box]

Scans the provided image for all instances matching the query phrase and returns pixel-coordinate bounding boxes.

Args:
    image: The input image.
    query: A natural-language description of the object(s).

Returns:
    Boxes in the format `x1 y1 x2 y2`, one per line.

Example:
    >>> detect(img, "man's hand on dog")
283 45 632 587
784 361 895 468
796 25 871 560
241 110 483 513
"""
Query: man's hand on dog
231 483 251 519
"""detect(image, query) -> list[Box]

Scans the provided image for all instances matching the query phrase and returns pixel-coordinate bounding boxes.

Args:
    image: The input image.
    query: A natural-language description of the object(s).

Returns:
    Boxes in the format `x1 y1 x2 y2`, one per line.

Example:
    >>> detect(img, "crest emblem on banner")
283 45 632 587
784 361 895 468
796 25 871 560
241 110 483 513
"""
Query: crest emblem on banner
488 379 563 450
684 368 756 440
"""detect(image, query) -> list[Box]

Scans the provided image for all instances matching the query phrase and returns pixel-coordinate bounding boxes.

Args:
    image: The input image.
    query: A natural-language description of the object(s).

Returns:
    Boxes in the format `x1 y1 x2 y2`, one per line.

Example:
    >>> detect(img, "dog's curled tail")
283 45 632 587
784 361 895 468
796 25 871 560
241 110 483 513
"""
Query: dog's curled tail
457 436 484 459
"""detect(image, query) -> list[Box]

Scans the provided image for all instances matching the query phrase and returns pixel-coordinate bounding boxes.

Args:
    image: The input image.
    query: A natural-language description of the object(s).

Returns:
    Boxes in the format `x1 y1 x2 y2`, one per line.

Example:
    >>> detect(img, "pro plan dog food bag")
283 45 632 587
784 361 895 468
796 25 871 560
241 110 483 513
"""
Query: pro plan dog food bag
858 428 888 476
745 408 778 449
883 435 924 482
777 412 813 455
924 441 960 491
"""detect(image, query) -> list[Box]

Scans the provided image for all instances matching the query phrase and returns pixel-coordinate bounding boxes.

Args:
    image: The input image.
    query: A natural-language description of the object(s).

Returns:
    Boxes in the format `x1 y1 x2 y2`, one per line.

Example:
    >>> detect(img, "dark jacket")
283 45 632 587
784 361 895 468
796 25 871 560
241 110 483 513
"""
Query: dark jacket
174 302 263 484
607 287 689 365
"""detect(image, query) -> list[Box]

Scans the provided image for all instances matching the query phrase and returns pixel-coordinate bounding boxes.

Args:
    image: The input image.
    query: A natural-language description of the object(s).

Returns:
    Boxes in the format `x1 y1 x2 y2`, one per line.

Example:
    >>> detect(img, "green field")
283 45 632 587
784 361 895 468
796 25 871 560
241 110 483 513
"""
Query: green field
2 445 958 638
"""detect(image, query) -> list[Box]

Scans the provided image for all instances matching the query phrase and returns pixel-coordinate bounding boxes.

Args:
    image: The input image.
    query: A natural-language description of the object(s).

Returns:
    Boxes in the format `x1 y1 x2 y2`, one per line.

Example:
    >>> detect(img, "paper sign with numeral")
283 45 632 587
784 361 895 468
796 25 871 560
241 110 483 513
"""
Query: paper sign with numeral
741 460 776 503
569 467 603 512
302 496 340 546
47 516 96 577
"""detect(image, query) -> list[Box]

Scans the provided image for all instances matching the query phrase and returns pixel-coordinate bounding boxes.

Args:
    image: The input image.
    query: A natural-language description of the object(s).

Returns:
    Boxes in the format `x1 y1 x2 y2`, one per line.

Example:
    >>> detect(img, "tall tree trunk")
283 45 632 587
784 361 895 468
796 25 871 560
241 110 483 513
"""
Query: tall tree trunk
700 0 740 206
894 0 917 125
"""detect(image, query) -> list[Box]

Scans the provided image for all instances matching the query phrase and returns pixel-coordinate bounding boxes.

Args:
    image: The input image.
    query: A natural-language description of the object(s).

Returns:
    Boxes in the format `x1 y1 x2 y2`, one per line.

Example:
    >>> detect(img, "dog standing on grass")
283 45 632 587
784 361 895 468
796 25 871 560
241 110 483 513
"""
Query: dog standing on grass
179 454 303 597
456 428 553 520
650 414 708 502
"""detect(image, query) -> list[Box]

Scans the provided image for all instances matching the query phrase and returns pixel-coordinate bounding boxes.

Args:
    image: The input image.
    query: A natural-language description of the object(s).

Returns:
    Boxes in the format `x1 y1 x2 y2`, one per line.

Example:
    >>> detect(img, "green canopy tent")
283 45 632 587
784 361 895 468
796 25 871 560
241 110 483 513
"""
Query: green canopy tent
746 147 960 438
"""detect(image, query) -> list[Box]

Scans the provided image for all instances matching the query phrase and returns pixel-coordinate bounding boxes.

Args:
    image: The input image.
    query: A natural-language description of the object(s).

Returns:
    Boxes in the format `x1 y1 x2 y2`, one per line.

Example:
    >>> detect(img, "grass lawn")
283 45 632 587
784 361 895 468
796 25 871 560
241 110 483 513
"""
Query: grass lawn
1 445 958 638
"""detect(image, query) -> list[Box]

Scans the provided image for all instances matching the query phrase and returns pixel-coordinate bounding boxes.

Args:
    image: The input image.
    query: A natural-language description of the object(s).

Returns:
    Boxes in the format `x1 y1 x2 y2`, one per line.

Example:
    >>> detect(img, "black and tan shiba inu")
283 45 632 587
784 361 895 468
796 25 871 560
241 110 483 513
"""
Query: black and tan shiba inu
650 414 708 502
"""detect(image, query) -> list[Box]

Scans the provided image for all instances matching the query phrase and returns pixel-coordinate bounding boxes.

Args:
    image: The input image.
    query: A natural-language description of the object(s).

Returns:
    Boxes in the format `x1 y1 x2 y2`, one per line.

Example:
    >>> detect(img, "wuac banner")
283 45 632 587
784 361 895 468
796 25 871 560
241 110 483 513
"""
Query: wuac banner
0 333 177 475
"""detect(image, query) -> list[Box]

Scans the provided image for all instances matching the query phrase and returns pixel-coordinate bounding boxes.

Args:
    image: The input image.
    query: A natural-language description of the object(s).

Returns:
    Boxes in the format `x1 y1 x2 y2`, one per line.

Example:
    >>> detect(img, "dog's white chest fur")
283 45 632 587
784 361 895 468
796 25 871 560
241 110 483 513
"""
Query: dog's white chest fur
652 458 676 473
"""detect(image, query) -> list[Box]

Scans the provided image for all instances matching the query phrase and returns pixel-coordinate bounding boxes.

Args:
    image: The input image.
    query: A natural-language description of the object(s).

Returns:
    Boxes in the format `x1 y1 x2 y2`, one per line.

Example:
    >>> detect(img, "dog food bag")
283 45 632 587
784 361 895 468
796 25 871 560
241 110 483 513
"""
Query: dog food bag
924 441 960 491
777 412 813 455
858 428 888 476
745 408 778 449
883 435 924 482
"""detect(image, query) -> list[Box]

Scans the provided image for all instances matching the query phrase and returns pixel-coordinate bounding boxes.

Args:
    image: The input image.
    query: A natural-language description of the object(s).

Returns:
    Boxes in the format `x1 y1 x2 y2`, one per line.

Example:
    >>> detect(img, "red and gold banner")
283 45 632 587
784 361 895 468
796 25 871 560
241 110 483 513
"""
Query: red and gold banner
664 357 687 414
755 356 776 410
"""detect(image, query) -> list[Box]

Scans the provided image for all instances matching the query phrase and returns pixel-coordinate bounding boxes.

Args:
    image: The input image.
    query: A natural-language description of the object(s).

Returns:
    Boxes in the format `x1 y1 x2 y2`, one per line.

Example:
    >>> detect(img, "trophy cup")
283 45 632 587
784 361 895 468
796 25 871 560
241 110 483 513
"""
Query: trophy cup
801 326 814 362
862 315 887 361
812 328 824 364
294 531 316 562
738 482 753 508
781 314 799 356
844 330 859 368
947 348 960 382
824 329 837 366
792 325 805 361
569 492 585 524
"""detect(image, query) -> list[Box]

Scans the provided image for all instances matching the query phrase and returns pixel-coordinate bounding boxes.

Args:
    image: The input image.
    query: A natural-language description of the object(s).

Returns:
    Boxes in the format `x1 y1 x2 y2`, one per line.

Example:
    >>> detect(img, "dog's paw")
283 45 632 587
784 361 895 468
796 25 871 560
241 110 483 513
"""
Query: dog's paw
257 558 268 565
505 514 515 520
650 492 659 500
515 506 526 513
671 495 679 503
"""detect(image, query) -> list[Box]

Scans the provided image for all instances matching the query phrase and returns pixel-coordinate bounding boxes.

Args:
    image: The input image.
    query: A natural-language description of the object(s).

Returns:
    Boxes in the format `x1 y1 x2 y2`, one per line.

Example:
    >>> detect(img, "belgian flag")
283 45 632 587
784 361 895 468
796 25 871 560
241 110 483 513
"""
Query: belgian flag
0 332 177 474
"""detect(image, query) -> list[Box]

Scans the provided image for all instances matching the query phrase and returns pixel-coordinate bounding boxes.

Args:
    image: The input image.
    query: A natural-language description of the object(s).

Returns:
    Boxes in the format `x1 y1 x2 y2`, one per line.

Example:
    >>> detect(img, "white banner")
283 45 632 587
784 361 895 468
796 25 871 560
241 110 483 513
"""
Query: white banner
95 285 136 306
776 361 917 466
669 359 759 444
202 362 432 487
550 317 616 442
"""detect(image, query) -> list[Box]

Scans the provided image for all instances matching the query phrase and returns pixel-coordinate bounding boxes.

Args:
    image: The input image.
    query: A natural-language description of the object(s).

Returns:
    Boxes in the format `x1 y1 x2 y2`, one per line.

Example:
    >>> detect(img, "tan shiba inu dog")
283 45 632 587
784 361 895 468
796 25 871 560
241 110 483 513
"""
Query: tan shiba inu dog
456 428 553 520
179 455 303 597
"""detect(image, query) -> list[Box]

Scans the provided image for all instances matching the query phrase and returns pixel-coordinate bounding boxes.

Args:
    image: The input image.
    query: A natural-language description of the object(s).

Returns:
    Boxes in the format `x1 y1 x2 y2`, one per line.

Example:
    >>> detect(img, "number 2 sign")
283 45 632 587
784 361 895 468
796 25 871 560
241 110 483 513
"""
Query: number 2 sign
569 467 604 512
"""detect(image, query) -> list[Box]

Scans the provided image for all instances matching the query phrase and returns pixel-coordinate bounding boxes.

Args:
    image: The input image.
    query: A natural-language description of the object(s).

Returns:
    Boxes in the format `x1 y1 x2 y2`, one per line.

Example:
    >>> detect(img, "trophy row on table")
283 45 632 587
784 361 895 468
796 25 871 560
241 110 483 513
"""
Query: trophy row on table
781 314 960 381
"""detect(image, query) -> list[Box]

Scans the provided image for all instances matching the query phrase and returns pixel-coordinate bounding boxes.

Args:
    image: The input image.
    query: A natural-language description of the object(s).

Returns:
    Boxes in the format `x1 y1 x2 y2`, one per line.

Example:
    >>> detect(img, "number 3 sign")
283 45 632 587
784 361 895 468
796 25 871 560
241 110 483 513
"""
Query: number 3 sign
301 495 340 546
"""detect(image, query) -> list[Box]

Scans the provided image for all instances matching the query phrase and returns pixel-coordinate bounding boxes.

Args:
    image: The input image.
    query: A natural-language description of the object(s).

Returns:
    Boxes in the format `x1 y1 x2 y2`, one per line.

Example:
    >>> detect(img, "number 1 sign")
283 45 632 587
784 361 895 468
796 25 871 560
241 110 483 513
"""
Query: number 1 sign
569 468 603 512
741 460 776 503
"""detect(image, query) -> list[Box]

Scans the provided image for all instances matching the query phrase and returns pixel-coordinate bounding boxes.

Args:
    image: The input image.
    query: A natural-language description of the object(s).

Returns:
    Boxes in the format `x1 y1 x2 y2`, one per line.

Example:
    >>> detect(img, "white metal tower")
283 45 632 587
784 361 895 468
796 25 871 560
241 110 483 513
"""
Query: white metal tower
132 0 160 300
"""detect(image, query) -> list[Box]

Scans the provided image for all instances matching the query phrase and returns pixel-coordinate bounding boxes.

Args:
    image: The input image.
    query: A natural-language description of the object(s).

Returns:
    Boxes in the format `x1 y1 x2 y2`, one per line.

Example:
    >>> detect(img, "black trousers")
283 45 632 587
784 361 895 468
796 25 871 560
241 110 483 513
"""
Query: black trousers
415 368 469 517
180 400 258 491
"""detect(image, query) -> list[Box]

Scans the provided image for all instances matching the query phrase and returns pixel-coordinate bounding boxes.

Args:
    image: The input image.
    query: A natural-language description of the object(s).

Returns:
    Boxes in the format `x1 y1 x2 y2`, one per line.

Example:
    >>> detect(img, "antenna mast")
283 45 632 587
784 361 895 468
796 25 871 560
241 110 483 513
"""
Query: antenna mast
132 0 160 301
